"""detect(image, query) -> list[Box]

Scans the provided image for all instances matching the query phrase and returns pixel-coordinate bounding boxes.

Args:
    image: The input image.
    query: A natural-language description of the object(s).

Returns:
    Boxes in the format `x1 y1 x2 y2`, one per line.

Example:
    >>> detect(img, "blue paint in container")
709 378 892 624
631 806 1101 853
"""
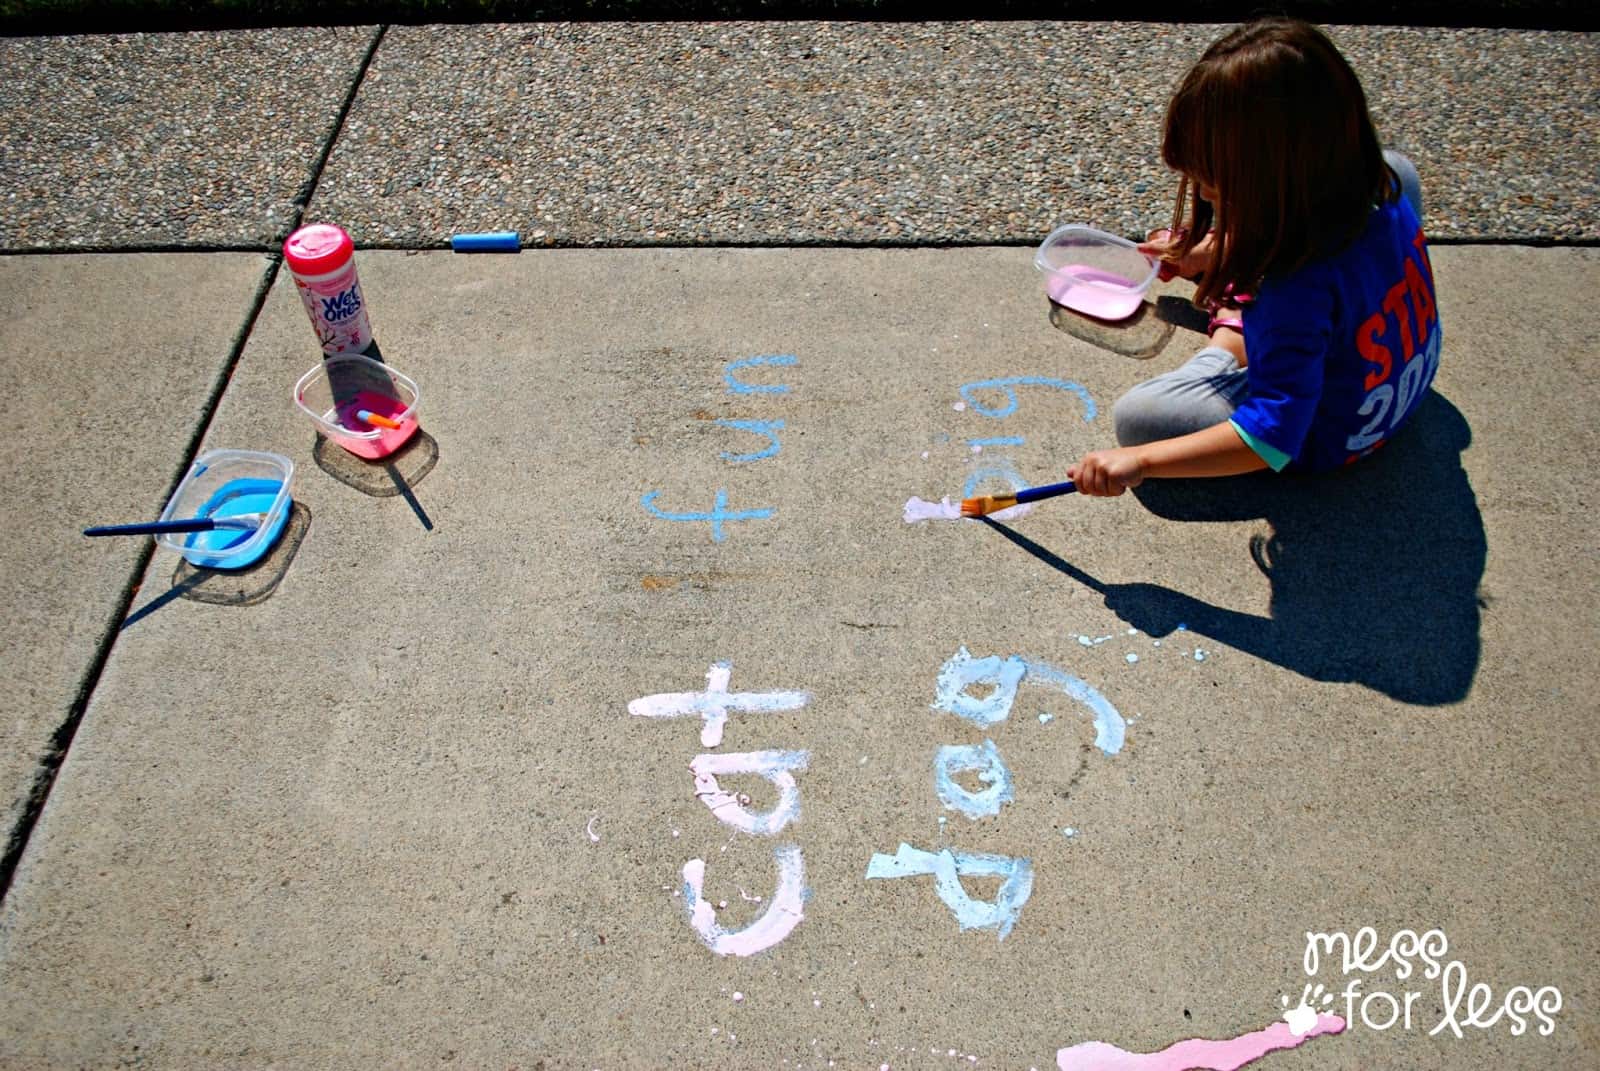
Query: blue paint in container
183 479 290 570
157 449 296 571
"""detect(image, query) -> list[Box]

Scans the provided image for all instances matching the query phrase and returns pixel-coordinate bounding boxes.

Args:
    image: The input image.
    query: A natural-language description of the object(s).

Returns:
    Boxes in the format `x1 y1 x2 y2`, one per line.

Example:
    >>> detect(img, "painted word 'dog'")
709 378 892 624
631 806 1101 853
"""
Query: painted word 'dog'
866 647 1126 941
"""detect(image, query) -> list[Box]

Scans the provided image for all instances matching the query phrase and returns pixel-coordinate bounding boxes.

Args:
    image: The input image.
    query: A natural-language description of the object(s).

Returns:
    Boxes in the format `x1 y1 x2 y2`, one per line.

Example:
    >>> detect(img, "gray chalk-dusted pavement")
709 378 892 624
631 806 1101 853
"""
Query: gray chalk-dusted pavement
0 19 1597 1071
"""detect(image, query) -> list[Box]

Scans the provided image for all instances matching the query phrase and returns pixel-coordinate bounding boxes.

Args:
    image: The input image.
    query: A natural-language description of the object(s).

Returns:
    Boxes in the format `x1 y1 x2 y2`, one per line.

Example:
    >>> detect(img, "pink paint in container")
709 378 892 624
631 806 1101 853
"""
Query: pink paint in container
284 223 374 355
294 353 421 459
1034 224 1159 321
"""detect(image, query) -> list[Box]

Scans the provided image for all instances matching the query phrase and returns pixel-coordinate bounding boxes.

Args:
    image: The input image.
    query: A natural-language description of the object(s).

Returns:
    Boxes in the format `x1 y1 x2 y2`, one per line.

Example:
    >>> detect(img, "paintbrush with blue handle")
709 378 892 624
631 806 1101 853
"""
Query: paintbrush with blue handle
960 480 1077 518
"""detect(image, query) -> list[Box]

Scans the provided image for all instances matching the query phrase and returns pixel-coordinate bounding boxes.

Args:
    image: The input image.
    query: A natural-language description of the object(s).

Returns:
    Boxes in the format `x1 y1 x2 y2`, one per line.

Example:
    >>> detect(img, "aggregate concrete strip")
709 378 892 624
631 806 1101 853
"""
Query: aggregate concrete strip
312 22 1599 247
0 27 378 250
0 253 271 855
0 248 1595 1068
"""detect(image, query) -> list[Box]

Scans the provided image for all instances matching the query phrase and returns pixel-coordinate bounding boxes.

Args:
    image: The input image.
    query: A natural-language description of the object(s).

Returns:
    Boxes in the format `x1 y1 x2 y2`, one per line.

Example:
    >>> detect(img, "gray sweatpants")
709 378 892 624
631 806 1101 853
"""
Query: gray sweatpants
1113 150 1423 449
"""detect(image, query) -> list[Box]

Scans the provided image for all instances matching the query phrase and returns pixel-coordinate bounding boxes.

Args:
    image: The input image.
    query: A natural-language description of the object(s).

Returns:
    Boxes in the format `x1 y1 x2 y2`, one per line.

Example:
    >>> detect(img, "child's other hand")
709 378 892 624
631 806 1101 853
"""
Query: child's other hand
1140 228 1215 282
1068 448 1146 497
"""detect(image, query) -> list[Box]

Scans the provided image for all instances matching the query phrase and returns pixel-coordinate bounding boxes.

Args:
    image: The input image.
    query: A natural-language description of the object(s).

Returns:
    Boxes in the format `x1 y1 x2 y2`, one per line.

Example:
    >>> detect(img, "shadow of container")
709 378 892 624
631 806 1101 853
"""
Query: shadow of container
311 429 439 498
121 502 314 629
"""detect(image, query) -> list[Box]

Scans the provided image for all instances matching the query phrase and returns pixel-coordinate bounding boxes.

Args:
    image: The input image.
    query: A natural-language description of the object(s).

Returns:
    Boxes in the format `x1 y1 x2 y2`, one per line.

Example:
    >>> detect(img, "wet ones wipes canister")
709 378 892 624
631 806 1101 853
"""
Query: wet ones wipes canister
284 223 373 355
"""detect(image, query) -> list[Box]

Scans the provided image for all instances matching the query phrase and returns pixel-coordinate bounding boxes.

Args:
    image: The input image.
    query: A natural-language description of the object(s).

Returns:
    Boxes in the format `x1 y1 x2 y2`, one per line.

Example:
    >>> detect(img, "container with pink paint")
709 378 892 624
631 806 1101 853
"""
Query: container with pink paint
294 353 421 460
1034 224 1159 321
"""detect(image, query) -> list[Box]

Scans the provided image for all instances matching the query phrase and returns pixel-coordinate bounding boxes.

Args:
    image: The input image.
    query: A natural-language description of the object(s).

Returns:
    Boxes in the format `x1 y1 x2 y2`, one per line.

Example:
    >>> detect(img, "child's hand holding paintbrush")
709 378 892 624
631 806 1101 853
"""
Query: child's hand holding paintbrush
1067 448 1149 497
960 427 1260 515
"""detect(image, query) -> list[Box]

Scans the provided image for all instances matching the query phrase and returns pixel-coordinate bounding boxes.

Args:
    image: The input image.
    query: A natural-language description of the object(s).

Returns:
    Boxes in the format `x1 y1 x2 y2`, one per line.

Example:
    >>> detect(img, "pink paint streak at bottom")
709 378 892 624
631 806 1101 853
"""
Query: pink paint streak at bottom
1057 1014 1345 1071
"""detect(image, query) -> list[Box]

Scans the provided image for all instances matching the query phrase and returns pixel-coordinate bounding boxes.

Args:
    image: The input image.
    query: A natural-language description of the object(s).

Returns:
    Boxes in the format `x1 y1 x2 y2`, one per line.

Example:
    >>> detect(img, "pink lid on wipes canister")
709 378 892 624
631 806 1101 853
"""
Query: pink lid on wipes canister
284 223 354 277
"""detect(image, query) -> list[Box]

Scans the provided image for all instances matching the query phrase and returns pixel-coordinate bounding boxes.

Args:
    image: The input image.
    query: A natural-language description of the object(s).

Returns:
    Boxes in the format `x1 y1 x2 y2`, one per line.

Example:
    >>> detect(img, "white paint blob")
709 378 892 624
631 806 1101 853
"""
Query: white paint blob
901 495 1032 524
1125 653 1139 664
903 496 961 522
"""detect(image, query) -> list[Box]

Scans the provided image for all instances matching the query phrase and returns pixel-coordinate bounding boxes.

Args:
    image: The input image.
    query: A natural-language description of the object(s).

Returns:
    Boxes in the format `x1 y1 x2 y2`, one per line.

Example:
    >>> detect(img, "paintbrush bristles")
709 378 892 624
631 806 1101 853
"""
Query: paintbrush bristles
959 494 1019 518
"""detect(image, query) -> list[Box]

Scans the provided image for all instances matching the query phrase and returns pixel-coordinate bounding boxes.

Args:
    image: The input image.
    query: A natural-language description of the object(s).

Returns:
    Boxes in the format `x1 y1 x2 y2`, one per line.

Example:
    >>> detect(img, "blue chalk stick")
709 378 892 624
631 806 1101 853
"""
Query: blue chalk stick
450 231 520 252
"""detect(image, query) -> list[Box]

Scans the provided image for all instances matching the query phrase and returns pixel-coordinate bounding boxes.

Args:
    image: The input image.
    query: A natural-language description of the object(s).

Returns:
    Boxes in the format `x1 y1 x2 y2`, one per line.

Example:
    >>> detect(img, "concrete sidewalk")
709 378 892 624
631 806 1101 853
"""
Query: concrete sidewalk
0 20 1597 1071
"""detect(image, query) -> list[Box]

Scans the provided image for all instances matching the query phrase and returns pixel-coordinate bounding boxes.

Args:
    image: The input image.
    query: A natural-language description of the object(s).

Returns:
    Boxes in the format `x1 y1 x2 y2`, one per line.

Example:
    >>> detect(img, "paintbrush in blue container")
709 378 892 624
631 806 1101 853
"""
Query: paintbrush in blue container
83 514 267 537
960 480 1077 518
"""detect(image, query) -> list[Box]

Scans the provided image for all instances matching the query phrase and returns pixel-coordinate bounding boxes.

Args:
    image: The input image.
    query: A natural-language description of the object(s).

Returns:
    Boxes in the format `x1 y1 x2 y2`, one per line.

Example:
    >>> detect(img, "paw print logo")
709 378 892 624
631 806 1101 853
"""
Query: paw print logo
1280 983 1334 1036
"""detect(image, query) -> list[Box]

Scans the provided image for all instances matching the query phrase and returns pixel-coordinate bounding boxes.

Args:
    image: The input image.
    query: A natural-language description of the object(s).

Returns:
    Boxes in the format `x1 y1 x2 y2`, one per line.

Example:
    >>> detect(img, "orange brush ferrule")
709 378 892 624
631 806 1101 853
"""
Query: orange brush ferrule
356 409 404 430
959 494 1019 518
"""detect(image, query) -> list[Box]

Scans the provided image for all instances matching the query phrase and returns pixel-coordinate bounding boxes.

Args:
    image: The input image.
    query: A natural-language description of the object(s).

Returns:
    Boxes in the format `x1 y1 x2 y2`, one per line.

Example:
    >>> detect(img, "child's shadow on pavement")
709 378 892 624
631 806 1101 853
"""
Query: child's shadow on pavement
985 391 1484 705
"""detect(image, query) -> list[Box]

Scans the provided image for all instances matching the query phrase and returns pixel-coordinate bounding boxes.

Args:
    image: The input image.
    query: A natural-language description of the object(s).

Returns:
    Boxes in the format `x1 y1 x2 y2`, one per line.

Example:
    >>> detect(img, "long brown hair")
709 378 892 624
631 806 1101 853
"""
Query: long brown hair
1162 19 1396 309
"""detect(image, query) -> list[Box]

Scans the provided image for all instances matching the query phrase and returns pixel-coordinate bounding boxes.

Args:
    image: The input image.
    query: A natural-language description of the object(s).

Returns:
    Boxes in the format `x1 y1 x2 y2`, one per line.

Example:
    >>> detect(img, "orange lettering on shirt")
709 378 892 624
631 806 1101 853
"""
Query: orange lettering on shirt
1382 279 1416 360
1356 311 1393 390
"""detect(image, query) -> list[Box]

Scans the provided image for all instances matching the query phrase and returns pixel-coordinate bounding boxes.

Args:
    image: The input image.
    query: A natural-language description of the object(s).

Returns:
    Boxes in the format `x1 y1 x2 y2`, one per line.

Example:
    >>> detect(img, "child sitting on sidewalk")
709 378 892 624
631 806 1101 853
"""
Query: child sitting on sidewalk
1068 18 1440 496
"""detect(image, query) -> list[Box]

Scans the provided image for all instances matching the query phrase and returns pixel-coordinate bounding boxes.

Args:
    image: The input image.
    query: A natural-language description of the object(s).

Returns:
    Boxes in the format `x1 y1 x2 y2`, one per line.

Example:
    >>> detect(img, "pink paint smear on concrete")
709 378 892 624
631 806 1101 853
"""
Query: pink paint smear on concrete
1057 1014 1345 1071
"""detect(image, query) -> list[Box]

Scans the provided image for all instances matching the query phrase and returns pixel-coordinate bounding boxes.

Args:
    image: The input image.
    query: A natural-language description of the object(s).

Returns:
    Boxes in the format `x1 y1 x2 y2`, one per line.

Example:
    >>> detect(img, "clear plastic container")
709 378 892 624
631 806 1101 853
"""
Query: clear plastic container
157 449 295 570
293 354 421 460
1034 224 1159 321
